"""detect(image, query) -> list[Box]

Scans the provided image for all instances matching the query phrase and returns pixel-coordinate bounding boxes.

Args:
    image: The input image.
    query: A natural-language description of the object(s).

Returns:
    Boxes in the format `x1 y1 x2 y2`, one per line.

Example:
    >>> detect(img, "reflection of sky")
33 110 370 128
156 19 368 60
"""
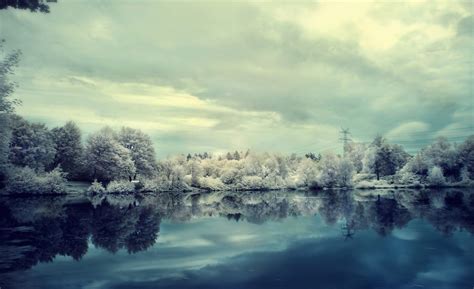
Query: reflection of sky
10 216 474 289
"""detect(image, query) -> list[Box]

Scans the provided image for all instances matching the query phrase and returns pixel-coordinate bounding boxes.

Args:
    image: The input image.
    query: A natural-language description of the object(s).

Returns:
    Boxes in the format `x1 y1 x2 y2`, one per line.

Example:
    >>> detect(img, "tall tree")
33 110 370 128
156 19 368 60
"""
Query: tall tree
116 127 157 178
8 115 56 171
84 128 136 182
51 121 83 179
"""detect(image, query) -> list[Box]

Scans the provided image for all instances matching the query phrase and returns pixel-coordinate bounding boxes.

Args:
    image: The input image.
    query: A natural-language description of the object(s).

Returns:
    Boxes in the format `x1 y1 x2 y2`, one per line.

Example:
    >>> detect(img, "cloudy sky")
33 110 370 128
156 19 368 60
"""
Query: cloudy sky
0 0 472 157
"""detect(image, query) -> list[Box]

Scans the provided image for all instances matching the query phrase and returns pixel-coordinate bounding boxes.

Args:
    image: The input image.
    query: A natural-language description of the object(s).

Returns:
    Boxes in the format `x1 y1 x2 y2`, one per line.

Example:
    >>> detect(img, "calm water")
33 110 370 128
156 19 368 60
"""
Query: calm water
0 189 473 289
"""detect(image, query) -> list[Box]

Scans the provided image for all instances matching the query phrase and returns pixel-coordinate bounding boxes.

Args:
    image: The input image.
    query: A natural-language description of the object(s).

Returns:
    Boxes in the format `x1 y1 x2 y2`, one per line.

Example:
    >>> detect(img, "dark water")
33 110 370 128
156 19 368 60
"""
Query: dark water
0 189 473 289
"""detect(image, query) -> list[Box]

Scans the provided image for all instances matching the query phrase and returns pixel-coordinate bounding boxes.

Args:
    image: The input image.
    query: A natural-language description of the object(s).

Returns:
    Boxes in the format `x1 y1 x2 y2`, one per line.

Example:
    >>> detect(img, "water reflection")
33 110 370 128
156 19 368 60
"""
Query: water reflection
0 189 473 288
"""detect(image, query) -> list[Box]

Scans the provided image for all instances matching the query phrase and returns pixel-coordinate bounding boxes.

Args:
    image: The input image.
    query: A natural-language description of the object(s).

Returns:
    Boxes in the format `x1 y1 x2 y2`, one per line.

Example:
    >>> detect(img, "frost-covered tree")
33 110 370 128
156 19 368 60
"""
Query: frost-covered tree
51 121 83 178
189 159 203 186
84 128 136 182
346 142 366 173
338 158 354 187
405 137 462 181
116 127 157 178
421 137 461 180
458 135 474 179
427 166 446 187
364 136 409 180
9 115 56 171
318 153 340 187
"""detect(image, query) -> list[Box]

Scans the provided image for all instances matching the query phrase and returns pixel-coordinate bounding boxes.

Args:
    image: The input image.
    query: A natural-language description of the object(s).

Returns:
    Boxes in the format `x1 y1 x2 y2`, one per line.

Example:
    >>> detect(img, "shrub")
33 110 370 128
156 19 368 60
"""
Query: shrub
106 180 135 194
239 176 264 190
4 166 67 194
41 167 68 194
198 176 226 191
87 180 106 195
427 166 446 187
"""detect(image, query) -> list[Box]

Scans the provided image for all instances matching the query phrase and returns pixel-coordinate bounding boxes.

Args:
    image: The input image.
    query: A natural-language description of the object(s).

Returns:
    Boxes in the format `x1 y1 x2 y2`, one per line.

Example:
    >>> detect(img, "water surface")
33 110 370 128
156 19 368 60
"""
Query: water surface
0 189 473 289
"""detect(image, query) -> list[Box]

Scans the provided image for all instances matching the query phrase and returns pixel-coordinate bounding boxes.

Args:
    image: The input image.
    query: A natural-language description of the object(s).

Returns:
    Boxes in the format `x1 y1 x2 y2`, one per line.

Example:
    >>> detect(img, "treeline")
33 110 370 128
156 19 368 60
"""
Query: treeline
1 113 474 194
1 115 158 193
1 113 473 194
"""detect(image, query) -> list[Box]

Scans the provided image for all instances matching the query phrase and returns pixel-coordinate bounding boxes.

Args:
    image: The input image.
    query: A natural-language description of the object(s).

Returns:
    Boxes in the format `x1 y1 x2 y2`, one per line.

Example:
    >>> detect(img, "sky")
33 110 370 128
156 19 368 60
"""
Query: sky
0 0 473 157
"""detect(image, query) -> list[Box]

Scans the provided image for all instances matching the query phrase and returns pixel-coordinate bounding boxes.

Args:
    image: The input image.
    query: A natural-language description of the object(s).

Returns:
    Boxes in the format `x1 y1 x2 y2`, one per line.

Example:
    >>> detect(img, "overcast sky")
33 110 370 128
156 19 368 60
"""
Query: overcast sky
0 0 472 157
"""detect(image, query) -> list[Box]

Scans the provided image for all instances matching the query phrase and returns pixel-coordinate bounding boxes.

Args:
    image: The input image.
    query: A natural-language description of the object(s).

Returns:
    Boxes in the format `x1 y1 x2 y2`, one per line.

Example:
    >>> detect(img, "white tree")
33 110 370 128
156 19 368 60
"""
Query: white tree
116 127 157 178
317 153 339 187
338 158 354 187
8 115 56 171
427 166 446 187
84 128 136 182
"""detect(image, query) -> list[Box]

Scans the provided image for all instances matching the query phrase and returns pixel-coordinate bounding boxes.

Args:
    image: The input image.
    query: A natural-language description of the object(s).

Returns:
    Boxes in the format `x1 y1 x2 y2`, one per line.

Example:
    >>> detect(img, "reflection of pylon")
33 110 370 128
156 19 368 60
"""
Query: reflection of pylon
339 128 352 156
341 220 355 241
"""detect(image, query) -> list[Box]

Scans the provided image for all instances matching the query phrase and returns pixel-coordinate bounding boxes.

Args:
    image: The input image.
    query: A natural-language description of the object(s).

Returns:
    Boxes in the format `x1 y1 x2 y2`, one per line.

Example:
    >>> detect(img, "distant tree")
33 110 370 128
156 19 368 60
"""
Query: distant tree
9 115 56 170
421 137 461 179
84 128 136 182
0 0 51 13
318 153 339 187
305 152 318 161
51 121 83 178
458 135 474 179
190 159 202 187
186 153 192 162
364 135 409 180
338 158 354 187
116 127 157 178
233 151 241 161
226 152 233 160
346 142 366 173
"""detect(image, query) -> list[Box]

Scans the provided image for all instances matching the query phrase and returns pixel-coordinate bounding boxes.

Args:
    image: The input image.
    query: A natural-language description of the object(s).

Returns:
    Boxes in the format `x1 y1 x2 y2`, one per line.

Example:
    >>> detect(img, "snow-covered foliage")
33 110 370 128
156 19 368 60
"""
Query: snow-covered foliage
116 127 157 177
402 137 467 183
4 166 67 194
427 166 446 187
8 115 56 171
106 180 135 194
87 180 106 195
84 127 136 182
1 110 473 193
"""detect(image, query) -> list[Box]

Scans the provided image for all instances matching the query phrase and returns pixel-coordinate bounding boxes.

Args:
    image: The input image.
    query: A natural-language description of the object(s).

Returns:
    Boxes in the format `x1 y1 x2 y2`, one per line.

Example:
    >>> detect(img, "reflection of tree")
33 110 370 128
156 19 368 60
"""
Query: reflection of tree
91 201 140 253
318 190 354 225
1 188 473 273
58 204 93 260
368 195 411 236
125 207 161 254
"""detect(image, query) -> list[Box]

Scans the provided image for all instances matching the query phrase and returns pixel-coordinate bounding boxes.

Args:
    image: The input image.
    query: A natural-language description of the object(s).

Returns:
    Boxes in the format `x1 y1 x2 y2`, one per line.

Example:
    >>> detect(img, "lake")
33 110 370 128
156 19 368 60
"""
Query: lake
0 189 473 289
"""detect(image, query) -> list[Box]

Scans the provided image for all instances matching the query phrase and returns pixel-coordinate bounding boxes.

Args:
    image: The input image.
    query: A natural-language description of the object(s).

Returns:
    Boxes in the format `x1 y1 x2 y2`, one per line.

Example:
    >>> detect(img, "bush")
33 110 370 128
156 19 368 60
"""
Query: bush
87 180 106 195
41 167 68 194
198 176 226 191
106 180 135 194
4 166 67 194
427 166 446 187
238 176 264 190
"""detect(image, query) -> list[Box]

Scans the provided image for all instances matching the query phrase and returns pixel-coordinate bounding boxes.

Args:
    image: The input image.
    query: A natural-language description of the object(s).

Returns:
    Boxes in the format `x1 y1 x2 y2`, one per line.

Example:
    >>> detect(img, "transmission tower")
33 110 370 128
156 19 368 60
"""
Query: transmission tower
339 128 352 156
